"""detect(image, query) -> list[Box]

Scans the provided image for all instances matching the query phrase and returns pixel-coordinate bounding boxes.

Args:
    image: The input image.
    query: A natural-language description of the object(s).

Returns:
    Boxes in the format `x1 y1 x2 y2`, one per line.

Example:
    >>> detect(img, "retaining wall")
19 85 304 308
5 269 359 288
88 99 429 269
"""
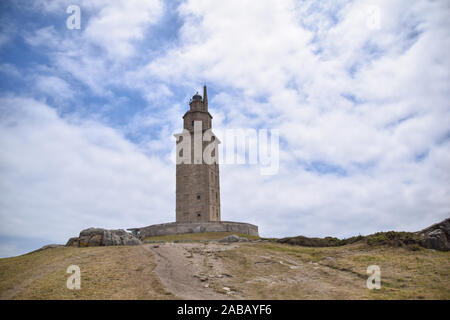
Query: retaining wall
128 221 259 238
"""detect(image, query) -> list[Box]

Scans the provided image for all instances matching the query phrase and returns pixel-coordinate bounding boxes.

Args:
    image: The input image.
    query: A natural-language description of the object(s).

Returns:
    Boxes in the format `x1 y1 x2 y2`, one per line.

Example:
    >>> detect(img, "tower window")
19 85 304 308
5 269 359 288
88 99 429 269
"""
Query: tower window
192 121 194 126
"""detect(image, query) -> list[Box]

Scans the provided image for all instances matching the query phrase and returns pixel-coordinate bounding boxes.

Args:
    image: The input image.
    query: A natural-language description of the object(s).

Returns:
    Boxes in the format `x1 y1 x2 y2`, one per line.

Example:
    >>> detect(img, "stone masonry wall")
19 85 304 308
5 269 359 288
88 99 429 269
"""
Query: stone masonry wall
129 221 259 239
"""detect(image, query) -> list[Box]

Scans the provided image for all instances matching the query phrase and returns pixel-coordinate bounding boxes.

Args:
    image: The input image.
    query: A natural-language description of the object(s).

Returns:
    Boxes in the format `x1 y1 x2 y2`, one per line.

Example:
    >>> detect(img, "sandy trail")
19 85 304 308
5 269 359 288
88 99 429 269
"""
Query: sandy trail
144 241 375 300
144 242 238 300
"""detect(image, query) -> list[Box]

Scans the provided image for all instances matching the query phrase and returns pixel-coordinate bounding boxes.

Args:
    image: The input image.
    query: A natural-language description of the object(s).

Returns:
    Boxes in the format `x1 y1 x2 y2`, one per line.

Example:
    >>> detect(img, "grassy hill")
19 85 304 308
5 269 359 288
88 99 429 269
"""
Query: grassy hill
0 232 449 299
213 241 449 299
0 246 173 299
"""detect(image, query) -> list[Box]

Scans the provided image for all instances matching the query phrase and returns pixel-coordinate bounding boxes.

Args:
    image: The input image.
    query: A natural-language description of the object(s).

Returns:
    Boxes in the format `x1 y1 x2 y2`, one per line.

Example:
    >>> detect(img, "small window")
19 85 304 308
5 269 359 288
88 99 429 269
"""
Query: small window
192 121 194 126
197 212 201 217
197 195 201 200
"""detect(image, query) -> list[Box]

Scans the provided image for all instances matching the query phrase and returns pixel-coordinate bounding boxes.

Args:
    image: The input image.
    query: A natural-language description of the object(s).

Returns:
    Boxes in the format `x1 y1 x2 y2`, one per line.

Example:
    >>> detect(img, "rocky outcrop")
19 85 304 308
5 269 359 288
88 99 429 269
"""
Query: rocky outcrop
274 218 450 251
66 228 142 247
418 218 450 251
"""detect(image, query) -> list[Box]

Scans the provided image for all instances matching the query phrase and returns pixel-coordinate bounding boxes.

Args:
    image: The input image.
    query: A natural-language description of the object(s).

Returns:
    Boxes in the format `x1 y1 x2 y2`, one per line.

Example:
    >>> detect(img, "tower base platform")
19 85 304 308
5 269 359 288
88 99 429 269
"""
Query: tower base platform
128 221 259 239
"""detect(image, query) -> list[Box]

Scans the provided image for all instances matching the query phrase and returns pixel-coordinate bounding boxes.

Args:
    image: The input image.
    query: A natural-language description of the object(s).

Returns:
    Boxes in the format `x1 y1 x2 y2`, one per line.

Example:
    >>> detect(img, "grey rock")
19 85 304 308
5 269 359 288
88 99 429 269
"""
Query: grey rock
418 218 450 251
66 228 142 247
421 228 448 251
78 236 91 247
79 228 105 238
103 230 122 246
66 237 80 247
219 234 240 243
87 234 102 246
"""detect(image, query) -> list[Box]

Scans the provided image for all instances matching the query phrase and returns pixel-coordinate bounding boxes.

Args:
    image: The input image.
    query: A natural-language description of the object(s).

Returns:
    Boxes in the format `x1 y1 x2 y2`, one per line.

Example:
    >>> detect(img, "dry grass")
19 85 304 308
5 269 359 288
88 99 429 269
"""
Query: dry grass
1 234 448 300
213 242 450 300
143 232 260 242
0 246 173 300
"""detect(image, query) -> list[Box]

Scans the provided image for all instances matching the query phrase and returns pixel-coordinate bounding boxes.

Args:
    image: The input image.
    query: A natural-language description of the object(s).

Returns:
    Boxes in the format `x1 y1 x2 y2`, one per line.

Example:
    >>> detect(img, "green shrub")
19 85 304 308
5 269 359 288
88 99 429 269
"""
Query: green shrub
365 231 422 247
277 231 422 249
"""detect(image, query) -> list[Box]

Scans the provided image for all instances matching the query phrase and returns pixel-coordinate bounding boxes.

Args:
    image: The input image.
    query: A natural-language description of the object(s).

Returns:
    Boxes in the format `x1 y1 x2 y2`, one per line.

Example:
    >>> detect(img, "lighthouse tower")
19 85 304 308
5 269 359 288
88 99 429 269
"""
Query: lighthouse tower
175 86 221 223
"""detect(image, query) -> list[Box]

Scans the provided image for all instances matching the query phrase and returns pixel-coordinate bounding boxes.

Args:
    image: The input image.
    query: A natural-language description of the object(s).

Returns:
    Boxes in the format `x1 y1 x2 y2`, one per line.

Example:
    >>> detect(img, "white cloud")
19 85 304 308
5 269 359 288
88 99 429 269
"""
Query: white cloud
35 75 75 100
144 0 316 95
84 0 163 59
0 97 174 244
23 0 164 96
24 25 61 48
0 63 21 78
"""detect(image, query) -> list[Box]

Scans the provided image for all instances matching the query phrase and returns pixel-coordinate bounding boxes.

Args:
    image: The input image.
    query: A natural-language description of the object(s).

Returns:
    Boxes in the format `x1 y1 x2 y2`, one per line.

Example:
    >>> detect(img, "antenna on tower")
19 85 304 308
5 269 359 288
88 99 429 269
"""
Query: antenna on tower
203 84 208 110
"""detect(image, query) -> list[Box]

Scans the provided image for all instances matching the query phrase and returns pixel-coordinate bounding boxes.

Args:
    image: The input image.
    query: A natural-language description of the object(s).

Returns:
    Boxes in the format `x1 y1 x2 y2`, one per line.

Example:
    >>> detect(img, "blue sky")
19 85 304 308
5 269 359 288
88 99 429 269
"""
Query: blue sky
0 0 449 258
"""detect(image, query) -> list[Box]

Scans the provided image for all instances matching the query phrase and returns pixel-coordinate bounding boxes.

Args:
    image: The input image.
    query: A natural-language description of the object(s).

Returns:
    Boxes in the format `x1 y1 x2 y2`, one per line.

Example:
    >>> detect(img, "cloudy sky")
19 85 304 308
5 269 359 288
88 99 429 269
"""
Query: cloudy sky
0 0 449 258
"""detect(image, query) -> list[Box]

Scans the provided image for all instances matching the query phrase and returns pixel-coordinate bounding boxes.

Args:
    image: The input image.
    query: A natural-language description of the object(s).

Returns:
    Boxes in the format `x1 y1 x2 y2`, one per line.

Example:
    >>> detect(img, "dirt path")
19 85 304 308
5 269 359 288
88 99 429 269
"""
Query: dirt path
144 241 375 299
144 242 239 300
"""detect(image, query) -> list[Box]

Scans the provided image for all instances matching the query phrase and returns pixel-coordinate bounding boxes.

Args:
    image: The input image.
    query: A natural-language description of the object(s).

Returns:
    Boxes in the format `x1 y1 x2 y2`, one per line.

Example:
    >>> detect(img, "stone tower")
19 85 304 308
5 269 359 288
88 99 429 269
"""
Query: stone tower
175 85 221 223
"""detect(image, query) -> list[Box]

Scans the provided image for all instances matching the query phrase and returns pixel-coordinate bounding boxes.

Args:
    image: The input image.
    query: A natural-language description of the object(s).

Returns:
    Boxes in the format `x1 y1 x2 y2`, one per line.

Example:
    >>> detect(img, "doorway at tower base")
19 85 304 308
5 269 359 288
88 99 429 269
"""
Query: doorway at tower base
128 221 259 239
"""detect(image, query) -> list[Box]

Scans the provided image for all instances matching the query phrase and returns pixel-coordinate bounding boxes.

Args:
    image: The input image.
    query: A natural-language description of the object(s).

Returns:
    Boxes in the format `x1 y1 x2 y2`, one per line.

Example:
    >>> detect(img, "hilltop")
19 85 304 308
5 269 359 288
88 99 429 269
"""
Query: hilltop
0 231 449 300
